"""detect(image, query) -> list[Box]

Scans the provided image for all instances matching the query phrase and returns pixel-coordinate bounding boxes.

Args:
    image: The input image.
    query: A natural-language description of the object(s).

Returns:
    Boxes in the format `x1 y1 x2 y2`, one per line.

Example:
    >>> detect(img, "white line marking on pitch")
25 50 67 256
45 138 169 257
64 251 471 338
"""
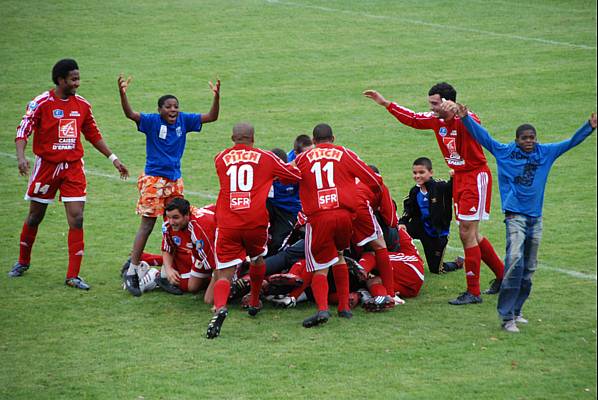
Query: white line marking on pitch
0 151 217 200
265 0 595 50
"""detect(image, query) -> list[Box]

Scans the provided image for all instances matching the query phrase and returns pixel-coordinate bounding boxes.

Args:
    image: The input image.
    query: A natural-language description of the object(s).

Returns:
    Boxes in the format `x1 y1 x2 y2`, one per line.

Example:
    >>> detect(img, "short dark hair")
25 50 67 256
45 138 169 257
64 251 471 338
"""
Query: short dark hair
158 95 179 108
271 148 288 162
293 134 313 153
368 164 380 174
413 157 433 171
164 197 189 216
515 123 536 139
428 82 457 102
313 123 334 143
52 59 79 85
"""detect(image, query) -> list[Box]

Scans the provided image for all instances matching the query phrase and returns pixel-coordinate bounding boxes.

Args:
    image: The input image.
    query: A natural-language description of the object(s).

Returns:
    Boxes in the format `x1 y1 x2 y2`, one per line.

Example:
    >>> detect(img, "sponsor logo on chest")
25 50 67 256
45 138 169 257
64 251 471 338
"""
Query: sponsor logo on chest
223 150 261 166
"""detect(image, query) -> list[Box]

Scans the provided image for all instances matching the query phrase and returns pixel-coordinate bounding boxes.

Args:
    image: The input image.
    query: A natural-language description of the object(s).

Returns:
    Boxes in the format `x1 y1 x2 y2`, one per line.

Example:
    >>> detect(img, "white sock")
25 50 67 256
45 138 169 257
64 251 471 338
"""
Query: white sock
127 263 139 276
297 292 308 303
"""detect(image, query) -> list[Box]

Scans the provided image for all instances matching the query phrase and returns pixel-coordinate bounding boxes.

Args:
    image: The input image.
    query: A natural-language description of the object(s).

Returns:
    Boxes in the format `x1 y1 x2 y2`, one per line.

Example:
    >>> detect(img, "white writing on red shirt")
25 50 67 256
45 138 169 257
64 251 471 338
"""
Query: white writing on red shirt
223 150 261 166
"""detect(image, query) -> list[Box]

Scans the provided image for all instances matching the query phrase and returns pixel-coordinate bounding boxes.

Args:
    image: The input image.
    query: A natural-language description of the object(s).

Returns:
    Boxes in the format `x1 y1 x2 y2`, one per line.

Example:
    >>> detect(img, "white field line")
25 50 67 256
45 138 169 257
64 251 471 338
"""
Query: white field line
446 244 597 281
0 151 217 200
265 0 596 50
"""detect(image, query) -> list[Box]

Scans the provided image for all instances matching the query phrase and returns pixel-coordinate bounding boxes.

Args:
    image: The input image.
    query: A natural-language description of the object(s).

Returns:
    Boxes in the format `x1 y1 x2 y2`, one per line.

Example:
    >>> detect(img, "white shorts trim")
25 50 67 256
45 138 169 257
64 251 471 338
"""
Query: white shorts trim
61 196 87 202
250 247 268 262
355 203 384 246
24 195 54 204
190 270 212 279
304 222 339 272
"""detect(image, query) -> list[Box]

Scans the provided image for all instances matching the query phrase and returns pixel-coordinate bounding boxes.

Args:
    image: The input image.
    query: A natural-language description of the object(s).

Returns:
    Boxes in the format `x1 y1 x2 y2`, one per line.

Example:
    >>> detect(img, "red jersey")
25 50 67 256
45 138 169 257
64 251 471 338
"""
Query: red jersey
295 143 383 217
16 89 103 163
355 181 398 227
161 206 217 273
390 229 425 297
386 103 486 172
214 144 301 229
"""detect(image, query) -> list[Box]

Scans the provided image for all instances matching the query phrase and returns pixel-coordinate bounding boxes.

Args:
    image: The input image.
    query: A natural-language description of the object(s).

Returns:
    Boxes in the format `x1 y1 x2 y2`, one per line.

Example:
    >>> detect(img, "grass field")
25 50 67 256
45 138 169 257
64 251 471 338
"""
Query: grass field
0 1 596 399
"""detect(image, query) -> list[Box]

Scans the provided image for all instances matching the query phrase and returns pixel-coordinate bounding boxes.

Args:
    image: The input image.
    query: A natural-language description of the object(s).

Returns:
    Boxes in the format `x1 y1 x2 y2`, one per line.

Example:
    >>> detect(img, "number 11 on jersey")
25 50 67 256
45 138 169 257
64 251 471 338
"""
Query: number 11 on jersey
311 161 334 189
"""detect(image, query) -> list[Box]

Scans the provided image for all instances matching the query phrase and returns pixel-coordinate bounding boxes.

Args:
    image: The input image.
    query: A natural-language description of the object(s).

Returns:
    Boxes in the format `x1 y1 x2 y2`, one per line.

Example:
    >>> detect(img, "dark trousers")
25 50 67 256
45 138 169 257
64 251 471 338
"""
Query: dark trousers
266 203 298 257
406 219 449 274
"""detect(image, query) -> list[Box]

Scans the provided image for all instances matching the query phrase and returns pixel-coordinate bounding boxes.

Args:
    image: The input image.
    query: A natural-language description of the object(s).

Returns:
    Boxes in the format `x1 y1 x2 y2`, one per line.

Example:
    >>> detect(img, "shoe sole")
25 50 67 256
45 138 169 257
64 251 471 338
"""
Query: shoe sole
448 299 483 305
303 313 330 328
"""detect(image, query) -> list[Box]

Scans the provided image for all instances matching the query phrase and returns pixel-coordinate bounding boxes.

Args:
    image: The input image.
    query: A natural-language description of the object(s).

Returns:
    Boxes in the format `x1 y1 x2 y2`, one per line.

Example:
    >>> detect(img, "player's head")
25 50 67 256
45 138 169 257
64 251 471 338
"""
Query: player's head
515 123 537 153
293 134 313 154
271 148 288 162
164 197 190 231
157 95 180 125
312 123 334 144
52 59 80 96
428 82 457 119
412 157 434 186
368 164 380 174
232 123 255 145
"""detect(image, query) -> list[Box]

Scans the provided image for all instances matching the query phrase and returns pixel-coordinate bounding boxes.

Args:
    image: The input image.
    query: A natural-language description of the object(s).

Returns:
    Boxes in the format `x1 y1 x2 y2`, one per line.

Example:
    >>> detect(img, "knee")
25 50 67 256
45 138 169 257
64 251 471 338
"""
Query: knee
69 214 84 229
26 213 44 227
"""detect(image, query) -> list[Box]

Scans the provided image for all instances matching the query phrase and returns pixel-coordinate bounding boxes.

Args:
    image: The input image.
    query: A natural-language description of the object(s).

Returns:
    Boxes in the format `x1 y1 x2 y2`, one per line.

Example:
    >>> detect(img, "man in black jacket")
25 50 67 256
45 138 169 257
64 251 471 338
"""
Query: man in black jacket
398 157 462 274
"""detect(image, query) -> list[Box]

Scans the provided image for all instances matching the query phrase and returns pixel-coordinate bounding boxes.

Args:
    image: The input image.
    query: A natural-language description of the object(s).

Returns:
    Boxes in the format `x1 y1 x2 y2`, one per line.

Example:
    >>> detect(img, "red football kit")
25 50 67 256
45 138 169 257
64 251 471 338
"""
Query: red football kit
352 181 397 246
161 206 216 291
16 89 103 203
295 143 383 271
386 103 491 221
214 144 301 268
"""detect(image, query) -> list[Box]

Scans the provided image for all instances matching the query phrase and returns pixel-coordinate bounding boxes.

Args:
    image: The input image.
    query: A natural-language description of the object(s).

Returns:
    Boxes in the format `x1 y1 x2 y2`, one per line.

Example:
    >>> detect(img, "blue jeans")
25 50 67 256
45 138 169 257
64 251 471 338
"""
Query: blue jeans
497 213 543 321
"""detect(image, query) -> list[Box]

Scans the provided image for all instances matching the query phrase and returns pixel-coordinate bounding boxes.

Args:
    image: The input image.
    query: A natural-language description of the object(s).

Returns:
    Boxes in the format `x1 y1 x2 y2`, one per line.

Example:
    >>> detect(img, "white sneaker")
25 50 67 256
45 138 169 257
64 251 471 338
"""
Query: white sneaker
515 315 529 324
393 295 406 305
502 319 520 333
270 295 296 308
140 267 159 292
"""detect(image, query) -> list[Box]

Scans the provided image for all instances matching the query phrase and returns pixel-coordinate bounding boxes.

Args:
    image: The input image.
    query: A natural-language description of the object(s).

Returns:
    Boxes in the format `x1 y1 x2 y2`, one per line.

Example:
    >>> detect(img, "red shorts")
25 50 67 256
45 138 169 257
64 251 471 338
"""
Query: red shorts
305 210 353 272
215 227 268 269
453 167 492 222
137 174 184 218
352 202 383 246
25 157 86 203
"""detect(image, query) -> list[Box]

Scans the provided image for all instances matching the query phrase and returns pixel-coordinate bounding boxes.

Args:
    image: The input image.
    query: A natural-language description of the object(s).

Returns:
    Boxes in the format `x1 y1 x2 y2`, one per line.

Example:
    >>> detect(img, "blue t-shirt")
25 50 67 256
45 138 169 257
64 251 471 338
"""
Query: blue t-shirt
267 180 302 214
417 188 449 238
287 149 297 162
138 112 202 180
462 115 594 217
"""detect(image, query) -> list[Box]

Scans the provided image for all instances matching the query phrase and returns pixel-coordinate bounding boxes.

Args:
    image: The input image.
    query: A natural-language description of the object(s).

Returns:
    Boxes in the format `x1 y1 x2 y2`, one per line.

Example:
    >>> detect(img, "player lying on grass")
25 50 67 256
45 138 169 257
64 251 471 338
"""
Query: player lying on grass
117 74 220 297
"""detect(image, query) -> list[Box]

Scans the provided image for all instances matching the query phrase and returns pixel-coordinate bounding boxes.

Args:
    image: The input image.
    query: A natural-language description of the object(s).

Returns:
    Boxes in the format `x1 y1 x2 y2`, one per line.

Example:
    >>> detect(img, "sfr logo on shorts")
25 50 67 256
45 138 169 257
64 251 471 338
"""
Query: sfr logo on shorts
317 188 339 210
230 192 251 210
58 119 78 138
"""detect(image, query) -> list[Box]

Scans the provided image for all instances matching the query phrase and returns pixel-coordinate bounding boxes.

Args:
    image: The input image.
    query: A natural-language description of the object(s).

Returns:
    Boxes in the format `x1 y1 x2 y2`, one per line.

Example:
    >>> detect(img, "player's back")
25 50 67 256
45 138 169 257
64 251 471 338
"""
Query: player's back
214 144 300 229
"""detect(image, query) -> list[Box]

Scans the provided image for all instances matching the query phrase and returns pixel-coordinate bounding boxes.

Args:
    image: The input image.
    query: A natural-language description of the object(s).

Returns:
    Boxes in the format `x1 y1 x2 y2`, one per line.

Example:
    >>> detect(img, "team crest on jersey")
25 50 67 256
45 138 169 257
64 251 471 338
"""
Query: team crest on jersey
223 150 261 166
58 119 78 138
53 109 64 119
28 101 38 111
195 240 204 251
439 127 448 137
176 126 182 137
306 147 343 162
173 236 181 246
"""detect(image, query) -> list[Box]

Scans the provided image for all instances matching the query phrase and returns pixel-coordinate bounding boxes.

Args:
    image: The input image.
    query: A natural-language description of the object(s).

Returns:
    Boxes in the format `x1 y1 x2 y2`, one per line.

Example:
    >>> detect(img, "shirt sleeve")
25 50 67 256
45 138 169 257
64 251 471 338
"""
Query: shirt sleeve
543 120 595 159
81 106 103 144
461 114 506 155
137 113 154 134
183 113 202 133
16 99 42 141
386 102 438 130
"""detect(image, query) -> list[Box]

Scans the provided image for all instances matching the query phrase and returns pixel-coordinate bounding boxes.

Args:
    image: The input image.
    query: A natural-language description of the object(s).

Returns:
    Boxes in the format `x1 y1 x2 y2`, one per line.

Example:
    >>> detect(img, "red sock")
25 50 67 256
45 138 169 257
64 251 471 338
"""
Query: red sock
140 252 163 266
311 273 329 311
479 237 504 280
375 248 394 296
249 262 265 307
369 282 387 297
18 223 38 265
464 245 481 296
66 228 84 279
213 279 231 310
359 253 376 274
289 260 305 276
332 263 350 312
290 269 313 299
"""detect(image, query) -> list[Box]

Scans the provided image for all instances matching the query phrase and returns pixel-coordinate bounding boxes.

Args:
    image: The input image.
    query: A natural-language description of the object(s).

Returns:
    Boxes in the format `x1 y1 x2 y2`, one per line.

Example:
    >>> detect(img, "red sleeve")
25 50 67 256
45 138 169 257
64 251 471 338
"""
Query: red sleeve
344 147 382 190
161 224 174 254
268 151 302 183
81 105 103 144
387 102 438 130
378 183 398 227
15 98 44 142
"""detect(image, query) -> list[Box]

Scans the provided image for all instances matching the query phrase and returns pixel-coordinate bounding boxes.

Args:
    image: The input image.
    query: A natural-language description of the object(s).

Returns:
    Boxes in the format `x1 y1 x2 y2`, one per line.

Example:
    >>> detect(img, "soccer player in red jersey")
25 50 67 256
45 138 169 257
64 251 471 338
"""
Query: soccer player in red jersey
364 83 504 305
206 123 301 339
9 59 129 289
294 123 384 327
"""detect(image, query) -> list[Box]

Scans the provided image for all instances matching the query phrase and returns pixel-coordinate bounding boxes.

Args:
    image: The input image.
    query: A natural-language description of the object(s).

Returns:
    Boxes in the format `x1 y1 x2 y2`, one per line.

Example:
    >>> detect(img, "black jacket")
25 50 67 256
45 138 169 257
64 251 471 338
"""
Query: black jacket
399 178 452 236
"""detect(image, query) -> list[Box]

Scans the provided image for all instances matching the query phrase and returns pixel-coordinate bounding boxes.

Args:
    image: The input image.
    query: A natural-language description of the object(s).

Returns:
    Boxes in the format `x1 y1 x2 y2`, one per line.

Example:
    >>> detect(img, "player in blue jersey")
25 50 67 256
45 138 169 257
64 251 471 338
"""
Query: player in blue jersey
117 74 220 296
444 101 596 332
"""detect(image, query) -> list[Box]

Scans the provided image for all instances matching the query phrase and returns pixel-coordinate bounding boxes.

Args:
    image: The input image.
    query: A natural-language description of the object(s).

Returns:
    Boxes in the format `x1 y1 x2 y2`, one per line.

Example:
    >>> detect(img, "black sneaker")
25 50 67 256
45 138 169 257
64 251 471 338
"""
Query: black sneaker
120 258 131 278
206 308 228 339
345 257 368 283
448 292 483 305
124 273 142 297
156 277 184 295
302 310 331 328
337 309 353 319
8 262 29 277
229 276 251 300
65 276 91 290
483 279 502 295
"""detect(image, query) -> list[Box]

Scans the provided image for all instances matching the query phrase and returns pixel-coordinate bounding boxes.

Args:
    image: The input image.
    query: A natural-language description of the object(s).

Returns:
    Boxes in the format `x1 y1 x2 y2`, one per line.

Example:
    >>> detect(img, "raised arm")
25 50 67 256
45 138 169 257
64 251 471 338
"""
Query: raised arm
364 89 437 130
118 74 141 123
547 113 596 158
443 101 504 155
200 79 221 123
363 89 391 108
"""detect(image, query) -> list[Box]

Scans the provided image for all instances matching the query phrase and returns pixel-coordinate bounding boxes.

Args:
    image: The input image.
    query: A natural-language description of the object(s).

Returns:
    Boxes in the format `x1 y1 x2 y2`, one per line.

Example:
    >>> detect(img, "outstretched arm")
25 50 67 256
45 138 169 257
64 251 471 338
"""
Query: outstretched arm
118 74 141 123
363 89 391 108
548 112 596 158
201 79 221 123
90 138 129 179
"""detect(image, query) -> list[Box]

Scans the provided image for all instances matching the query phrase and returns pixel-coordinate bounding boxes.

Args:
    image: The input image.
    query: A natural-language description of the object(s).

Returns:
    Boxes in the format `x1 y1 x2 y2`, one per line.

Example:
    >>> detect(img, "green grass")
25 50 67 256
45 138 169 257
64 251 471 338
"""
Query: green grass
0 0 596 399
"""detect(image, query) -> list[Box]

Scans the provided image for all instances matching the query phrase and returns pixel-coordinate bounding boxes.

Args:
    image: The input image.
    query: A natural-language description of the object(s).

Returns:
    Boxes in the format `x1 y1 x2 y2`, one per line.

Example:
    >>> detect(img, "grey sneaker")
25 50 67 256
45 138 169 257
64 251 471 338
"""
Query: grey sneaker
483 279 502 295
502 319 520 333
515 315 529 324
65 276 91 290
8 262 30 277
448 291 483 305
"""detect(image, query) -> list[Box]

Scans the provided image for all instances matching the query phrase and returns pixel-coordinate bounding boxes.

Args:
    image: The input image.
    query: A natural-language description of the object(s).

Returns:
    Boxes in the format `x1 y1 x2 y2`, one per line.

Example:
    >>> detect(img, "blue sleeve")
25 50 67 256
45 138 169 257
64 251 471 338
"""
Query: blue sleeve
182 113 202 133
543 121 594 159
461 115 506 155
137 113 154 135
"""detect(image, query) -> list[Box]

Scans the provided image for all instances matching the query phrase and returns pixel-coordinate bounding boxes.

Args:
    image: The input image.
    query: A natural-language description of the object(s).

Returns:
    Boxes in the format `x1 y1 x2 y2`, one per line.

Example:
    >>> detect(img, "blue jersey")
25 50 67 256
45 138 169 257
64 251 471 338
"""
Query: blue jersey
267 180 302 214
417 189 449 237
462 115 594 217
138 112 202 180
287 149 297 162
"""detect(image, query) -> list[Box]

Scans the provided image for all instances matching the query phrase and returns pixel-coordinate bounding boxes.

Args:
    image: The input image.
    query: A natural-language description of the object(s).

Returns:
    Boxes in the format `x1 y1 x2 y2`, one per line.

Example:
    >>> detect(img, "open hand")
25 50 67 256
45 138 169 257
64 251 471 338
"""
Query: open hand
209 79 221 97
363 89 390 107
118 74 132 95
113 159 129 179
